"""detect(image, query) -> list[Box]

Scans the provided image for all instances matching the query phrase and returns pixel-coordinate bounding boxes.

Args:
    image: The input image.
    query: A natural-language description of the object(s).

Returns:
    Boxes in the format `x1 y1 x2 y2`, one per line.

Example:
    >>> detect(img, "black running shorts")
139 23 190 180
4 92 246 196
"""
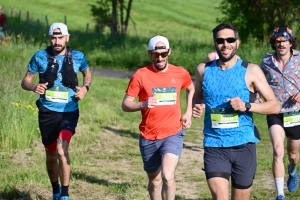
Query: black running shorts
36 100 79 146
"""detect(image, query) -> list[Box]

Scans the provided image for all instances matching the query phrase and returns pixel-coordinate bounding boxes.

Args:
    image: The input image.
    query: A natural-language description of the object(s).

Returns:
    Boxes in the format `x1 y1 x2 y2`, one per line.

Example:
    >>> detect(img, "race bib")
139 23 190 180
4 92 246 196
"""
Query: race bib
283 111 300 127
211 108 239 128
152 87 177 105
45 86 69 103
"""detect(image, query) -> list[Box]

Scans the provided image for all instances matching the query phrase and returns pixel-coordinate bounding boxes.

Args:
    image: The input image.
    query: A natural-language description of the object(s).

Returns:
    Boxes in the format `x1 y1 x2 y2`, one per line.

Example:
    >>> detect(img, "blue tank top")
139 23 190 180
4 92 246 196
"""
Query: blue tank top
202 59 259 147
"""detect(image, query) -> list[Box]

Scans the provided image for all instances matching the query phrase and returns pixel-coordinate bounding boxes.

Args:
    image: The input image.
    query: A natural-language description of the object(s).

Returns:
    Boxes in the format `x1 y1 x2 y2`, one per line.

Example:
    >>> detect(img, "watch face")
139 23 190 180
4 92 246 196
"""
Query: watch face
246 103 251 111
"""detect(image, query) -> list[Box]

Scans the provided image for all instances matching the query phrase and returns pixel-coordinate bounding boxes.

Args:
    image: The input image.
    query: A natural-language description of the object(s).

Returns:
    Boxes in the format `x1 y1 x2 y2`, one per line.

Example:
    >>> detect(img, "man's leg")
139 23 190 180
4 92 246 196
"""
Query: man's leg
286 137 300 192
57 130 73 198
232 187 252 200
269 125 286 197
207 177 230 200
46 150 59 182
147 168 162 200
161 153 179 200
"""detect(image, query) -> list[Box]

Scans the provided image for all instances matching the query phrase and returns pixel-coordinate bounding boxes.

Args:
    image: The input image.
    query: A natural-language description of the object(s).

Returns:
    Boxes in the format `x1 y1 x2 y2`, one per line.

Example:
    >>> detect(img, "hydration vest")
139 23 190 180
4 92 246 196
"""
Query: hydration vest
39 46 78 89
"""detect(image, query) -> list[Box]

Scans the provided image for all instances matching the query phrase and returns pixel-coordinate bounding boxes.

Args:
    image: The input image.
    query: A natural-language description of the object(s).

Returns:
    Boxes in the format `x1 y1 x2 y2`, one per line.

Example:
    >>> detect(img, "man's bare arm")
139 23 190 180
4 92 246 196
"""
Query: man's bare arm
21 70 36 91
246 64 280 114
82 68 92 87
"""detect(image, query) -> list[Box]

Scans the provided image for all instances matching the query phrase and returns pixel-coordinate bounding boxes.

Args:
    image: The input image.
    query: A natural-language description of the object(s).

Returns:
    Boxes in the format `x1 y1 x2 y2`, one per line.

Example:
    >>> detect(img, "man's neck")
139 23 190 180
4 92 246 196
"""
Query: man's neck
276 50 292 68
218 55 238 70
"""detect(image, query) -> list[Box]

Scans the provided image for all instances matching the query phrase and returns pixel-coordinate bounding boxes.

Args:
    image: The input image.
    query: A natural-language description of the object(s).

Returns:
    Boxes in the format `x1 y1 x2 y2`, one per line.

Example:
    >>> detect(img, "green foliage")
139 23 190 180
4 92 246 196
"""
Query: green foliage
90 0 111 33
217 0 300 43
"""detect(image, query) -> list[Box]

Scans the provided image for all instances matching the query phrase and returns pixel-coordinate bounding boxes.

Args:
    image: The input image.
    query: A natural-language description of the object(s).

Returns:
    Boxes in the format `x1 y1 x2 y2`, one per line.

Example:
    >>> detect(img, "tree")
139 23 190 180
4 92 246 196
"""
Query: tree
217 0 300 43
90 0 134 36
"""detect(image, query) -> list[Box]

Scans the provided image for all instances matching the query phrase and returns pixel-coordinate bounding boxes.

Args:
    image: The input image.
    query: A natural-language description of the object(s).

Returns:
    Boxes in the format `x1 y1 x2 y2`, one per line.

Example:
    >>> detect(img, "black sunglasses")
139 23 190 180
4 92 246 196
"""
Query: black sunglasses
215 37 237 44
150 50 169 59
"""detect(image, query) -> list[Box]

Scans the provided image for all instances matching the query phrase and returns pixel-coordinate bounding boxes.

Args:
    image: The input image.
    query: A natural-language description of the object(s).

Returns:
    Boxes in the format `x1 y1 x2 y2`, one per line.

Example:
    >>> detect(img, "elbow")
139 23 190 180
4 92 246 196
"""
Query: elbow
122 103 129 112
272 101 281 114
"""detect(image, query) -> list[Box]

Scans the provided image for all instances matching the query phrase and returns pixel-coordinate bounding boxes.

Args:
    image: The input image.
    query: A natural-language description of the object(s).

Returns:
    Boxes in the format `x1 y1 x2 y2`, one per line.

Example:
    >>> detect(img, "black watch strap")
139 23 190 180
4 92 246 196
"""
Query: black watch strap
245 102 251 112
85 85 89 91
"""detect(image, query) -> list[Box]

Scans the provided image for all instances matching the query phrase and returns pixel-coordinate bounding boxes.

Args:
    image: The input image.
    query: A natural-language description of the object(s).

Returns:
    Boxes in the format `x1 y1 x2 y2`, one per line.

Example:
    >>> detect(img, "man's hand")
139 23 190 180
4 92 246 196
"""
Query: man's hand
33 82 48 94
74 86 88 100
141 93 157 109
227 97 246 112
181 113 192 128
192 103 205 118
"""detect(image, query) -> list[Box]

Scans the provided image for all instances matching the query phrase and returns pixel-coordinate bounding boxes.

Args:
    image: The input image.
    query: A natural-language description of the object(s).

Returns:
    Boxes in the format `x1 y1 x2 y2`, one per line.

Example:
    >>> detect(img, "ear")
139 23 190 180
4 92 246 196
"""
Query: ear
66 34 70 42
237 39 240 49
148 50 152 57
168 48 172 56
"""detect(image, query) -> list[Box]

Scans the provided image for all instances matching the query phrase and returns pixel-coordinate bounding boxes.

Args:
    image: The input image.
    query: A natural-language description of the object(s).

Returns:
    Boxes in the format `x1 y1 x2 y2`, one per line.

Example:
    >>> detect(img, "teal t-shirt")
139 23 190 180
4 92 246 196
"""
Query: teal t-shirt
27 48 89 112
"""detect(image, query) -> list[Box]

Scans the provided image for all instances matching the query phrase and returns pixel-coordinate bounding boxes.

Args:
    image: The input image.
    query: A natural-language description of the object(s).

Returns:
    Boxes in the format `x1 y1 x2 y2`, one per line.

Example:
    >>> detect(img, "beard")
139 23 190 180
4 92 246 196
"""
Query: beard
216 48 237 62
52 45 66 55
153 59 168 71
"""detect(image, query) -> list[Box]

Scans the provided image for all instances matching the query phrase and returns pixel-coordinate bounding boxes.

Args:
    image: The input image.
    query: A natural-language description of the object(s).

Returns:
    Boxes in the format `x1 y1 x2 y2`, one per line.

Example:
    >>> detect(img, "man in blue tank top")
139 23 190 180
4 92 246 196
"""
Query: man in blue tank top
192 23 280 200
21 22 92 200
261 26 300 200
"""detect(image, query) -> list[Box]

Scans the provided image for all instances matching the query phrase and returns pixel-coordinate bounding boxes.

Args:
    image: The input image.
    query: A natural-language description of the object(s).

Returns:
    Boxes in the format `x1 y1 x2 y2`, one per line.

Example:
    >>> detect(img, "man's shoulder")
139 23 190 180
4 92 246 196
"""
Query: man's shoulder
32 49 47 58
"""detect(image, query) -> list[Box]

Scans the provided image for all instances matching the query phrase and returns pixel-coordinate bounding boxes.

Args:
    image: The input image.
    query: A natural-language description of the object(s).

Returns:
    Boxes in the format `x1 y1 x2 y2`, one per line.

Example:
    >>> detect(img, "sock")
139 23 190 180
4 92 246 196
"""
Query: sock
51 181 60 194
289 164 297 175
274 178 284 197
61 185 69 197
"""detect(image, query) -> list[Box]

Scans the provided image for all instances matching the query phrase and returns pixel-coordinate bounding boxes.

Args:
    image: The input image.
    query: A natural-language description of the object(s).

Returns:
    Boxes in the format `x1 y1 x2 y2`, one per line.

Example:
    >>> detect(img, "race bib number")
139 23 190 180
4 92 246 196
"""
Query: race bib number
211 108 239 128
45 86 69 103
152 87 177 105
284 112 300 127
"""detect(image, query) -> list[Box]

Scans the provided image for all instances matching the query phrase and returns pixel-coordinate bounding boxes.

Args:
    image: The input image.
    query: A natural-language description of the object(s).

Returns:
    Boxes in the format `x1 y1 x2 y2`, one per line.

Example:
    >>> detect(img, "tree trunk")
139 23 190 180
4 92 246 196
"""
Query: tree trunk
111 0 118 36
123 0 133 35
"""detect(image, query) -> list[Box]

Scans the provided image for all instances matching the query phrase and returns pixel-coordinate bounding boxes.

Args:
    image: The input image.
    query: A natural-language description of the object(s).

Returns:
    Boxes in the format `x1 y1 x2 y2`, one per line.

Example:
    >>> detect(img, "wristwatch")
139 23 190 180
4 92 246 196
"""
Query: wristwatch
85 85 89 91
245 102 251 112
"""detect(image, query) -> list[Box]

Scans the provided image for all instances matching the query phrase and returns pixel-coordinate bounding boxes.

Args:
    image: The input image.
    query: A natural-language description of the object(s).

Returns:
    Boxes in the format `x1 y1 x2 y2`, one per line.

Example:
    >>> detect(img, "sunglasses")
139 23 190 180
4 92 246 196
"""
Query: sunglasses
215 37 237 44
150 50 169 59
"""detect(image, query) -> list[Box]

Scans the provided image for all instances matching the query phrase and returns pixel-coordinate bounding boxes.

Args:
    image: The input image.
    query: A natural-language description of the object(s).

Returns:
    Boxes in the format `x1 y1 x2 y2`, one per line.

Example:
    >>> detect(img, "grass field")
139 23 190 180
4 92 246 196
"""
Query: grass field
1 0 300 199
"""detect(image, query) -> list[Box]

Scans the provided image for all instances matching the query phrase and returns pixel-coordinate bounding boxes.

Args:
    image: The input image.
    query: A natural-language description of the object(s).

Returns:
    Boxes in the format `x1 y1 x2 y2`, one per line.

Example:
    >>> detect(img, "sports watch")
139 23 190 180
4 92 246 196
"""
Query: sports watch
85 85 89 91
245 102 251 112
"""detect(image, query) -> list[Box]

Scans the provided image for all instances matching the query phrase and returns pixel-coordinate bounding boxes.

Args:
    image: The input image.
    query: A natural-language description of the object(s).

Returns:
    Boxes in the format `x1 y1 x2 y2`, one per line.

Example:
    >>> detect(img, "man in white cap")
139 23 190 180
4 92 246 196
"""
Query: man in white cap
21 22 92 200
122 35 194 199
0 5 8 40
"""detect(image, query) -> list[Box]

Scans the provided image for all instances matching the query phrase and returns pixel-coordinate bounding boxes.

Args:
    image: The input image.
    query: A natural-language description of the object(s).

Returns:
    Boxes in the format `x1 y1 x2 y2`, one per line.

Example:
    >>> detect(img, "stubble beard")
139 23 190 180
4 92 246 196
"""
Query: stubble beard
216 48 237 62
153 60 168 72
52 45 66 55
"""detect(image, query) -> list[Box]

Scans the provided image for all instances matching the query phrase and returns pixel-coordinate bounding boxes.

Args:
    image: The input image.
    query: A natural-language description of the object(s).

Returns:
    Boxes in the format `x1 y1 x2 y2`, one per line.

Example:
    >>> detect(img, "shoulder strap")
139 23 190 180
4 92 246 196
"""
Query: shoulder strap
205 60 214 68
65 46 73 64
241 60 250 68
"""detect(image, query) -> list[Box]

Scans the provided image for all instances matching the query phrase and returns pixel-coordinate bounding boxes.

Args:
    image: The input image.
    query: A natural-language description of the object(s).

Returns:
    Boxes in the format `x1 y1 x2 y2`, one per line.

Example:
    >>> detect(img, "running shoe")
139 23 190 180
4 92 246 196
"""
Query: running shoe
287 164 299 192
276 195 286 200
60 196 69 200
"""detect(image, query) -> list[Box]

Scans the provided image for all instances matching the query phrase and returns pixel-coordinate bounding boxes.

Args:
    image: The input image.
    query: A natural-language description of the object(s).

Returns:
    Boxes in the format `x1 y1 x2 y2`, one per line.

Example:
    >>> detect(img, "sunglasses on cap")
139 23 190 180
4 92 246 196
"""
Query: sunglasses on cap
150 50 169 59
215 37 237 44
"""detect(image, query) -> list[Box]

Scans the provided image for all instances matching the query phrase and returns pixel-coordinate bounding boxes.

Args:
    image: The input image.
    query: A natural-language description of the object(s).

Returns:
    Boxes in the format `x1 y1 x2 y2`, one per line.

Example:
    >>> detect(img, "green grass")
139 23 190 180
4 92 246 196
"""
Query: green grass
2 0 274 74
0 0 299 199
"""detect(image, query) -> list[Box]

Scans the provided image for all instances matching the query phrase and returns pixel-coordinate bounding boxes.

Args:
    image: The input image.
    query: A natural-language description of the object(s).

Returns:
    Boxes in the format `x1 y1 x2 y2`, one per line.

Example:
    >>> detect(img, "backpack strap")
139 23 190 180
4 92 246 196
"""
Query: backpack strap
241 60 250 68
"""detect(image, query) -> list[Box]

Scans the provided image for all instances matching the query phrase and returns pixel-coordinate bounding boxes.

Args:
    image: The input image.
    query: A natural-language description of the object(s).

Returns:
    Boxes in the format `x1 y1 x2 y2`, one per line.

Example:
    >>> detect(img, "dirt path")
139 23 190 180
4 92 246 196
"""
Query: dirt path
90 68 135 79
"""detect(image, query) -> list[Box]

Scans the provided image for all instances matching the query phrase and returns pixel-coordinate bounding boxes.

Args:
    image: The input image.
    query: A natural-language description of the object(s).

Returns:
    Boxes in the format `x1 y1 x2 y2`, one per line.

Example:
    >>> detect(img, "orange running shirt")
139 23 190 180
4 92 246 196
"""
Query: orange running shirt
125 64 192 140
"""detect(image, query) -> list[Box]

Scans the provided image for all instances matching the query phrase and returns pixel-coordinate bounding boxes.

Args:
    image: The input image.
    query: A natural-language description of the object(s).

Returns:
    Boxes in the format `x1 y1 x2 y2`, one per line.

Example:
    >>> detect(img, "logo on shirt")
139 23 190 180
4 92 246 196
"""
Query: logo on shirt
171 78 176 84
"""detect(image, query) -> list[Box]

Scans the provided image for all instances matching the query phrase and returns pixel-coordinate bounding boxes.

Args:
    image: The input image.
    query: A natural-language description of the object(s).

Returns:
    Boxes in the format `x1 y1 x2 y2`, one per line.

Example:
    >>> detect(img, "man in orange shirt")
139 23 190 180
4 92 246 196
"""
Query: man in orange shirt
122 35 194 199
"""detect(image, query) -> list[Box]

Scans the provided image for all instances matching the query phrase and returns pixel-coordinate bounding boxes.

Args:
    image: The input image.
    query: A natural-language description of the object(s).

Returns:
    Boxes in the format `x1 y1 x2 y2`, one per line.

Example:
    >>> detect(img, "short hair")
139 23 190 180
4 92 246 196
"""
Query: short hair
212 23 239 40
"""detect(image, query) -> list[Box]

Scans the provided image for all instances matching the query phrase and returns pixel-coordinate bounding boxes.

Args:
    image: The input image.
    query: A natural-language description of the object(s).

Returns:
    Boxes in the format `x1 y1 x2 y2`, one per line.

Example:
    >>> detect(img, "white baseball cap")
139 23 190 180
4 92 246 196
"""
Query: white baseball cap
148 35 170 50
49 22 69 35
